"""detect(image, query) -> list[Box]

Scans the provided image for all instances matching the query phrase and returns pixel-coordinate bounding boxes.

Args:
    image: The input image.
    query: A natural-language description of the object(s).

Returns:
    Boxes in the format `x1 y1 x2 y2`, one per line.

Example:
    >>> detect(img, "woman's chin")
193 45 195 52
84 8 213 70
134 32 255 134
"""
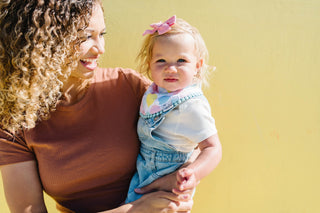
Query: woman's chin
71 69 95 80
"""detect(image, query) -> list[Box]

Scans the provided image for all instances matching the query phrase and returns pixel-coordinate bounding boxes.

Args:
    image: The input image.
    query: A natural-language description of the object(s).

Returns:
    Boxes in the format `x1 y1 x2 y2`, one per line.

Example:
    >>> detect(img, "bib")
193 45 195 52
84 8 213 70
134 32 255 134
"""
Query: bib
140 83 203 119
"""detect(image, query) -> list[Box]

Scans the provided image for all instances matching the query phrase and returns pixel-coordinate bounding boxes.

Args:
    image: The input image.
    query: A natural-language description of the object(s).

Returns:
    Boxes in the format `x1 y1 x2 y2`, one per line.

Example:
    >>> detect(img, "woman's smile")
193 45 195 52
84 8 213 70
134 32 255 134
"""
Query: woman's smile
80 58 98 71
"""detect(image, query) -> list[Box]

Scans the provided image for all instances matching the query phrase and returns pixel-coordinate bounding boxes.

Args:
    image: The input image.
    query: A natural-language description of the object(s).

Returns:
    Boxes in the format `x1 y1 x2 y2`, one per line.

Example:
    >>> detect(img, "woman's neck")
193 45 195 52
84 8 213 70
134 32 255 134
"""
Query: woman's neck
60 76 92 106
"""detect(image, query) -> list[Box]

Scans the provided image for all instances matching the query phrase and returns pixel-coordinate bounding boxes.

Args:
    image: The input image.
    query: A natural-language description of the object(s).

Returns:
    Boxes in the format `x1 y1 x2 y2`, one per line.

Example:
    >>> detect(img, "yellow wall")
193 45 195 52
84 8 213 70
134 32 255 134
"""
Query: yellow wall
1 0 319 212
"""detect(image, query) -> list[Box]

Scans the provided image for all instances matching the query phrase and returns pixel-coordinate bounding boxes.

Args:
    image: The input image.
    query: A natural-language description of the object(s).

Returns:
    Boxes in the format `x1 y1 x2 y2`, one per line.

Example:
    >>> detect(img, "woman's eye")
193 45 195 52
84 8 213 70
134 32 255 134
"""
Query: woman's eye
79 36 90 43
100 32 106 37
85 34 92 40
177 59 187 63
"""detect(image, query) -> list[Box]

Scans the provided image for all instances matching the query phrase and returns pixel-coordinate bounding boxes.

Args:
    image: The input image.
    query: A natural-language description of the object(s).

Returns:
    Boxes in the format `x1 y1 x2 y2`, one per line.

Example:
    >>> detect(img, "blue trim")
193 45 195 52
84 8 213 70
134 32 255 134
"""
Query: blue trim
140 91 203 119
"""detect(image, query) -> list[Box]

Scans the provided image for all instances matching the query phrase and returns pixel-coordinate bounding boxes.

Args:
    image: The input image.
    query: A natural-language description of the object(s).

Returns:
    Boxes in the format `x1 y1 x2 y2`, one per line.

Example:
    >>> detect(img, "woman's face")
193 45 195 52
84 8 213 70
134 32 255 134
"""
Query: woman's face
75 3 106 79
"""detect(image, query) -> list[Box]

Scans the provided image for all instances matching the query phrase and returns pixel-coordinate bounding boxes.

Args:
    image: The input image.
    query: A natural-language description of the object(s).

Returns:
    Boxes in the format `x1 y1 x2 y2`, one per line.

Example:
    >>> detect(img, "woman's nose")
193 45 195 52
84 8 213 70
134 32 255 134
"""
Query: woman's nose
92 38 105 54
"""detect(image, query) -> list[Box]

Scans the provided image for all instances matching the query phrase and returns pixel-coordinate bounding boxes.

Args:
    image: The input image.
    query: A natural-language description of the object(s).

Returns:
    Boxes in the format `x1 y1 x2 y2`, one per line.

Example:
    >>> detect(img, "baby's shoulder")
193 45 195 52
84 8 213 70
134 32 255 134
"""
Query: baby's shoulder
178 95 210 111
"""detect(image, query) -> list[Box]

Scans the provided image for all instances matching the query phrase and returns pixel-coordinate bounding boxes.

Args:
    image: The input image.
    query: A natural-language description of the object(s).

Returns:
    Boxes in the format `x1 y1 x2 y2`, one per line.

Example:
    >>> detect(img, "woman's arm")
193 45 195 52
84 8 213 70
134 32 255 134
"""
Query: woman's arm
112 135 221 213
1 161 47 213
99 191 192 213
137 134 221 195
134 148 201 195
98 150 201 213
1 162 192 213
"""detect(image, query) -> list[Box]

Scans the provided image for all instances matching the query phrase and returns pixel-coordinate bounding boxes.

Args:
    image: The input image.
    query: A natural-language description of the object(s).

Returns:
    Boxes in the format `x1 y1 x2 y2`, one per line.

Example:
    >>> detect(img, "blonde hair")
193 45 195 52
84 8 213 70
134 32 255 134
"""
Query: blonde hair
137 17 213 85
0 0 101 133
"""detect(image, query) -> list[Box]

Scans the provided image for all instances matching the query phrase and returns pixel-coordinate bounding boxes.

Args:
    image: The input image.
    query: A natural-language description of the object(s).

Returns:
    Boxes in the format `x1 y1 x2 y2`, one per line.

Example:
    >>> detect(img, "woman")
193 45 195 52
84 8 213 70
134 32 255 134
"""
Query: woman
0 0 194 212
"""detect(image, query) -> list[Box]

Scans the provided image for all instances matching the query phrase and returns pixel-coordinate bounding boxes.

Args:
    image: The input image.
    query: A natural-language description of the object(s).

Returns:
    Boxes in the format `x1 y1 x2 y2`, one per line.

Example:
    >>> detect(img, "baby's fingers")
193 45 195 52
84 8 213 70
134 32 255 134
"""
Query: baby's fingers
177 168 193 179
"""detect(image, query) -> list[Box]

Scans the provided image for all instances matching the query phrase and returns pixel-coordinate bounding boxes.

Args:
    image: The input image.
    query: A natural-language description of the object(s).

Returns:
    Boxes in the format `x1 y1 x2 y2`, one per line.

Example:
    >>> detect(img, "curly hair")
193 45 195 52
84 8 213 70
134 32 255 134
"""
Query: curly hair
0 0 101 133
137 17 214 86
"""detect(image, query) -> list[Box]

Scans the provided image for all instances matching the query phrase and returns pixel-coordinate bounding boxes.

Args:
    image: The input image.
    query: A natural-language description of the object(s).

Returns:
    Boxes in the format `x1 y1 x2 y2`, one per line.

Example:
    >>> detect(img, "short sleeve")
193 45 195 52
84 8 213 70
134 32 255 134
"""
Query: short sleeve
120 68 151 103
0 129 35 166
173 98 218 143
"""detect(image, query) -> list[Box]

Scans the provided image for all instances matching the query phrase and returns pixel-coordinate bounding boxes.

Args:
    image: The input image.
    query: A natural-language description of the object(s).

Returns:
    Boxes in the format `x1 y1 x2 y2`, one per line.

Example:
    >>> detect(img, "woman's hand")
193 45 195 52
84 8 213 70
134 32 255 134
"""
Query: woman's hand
134 170 177 194
128 190 193 213
134 169 198 200
125 148 201 213
134 148 201 197
99 190 192 213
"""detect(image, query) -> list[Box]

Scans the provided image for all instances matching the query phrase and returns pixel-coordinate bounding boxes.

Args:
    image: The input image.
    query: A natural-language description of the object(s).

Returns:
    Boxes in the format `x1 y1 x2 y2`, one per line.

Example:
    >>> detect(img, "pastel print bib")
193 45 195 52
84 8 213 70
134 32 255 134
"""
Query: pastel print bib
140 83 203 119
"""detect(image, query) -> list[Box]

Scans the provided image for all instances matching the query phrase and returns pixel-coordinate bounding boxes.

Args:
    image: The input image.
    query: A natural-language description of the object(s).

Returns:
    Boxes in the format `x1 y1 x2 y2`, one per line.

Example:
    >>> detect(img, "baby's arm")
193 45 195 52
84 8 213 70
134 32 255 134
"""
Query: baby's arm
173 133 222 194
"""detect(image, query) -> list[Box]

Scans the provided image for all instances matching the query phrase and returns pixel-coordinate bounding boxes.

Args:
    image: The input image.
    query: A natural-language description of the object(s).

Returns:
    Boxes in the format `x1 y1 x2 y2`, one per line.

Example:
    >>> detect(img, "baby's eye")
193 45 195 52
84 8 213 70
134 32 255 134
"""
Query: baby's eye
156 59 166 63
177 58 187 62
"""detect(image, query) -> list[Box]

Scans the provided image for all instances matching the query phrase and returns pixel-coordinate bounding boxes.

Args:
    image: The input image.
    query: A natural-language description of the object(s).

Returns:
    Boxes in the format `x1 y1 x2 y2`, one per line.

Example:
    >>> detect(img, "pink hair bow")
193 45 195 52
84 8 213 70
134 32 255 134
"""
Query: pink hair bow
143 15 176 36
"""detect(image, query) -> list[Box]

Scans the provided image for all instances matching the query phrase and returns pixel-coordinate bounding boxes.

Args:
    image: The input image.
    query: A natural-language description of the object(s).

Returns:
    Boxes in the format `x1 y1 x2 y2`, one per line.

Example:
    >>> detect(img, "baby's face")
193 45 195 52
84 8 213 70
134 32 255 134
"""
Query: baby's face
149 33 203 92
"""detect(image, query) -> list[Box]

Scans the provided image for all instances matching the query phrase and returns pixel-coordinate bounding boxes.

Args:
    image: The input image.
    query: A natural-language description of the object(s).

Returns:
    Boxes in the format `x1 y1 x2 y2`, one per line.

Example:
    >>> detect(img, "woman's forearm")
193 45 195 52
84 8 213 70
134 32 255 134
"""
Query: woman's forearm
98 203 133 213
99 190 193 213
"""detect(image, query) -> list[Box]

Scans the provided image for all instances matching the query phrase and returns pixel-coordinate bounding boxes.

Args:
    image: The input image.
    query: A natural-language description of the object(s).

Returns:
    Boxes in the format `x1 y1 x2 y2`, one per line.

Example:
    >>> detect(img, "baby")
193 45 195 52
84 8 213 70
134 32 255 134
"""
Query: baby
125 15 222 203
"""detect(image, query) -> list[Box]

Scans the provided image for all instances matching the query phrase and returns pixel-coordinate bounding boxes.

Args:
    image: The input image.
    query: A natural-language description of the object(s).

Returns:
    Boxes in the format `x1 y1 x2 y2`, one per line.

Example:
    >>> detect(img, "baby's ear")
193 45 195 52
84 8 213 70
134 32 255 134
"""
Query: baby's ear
196 58 204 69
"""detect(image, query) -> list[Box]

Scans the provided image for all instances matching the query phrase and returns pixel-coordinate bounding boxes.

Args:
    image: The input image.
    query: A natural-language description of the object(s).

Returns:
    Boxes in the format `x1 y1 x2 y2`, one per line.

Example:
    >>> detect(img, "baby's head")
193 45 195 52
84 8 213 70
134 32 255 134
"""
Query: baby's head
137 16 212 90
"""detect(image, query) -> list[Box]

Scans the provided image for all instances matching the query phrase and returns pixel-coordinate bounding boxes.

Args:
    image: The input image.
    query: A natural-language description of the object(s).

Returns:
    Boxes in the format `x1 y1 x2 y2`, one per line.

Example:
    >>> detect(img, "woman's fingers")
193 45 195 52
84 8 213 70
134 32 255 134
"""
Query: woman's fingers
156 191 193 212
135 171 177 194
131 191 193 213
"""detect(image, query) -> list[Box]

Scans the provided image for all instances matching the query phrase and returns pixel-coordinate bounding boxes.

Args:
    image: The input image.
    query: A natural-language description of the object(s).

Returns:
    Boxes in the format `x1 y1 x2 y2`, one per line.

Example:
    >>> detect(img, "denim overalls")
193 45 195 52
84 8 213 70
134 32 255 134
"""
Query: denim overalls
125 84 203 203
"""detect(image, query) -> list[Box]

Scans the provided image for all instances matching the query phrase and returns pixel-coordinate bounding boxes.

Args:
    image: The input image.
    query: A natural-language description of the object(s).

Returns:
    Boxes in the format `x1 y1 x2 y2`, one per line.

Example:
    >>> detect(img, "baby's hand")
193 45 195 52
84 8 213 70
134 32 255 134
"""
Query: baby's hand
173 168 199 195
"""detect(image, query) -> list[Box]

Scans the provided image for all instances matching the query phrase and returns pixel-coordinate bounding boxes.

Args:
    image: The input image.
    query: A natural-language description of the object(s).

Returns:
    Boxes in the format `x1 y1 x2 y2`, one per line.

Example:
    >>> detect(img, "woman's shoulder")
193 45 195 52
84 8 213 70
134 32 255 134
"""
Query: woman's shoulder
0 128 25 144
0 128 34 166
94 67 151 94
94 67 147 82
